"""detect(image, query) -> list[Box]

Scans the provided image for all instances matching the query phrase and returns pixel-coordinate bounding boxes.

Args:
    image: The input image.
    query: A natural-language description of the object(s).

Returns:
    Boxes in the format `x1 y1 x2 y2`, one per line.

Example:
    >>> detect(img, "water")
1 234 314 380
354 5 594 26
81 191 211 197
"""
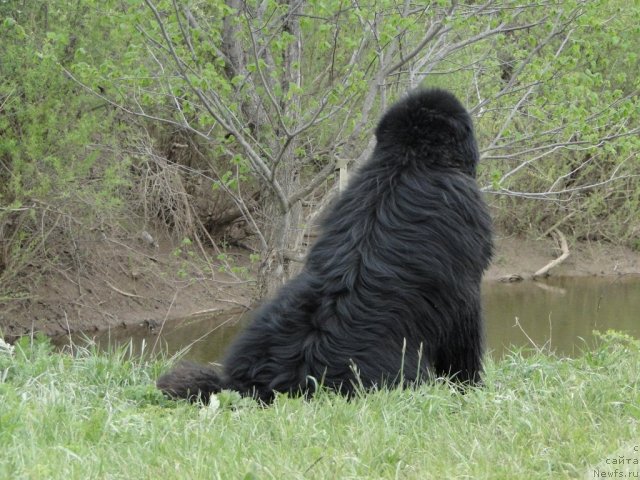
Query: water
54 309 252 364
484 276 640 356
53 276 640 361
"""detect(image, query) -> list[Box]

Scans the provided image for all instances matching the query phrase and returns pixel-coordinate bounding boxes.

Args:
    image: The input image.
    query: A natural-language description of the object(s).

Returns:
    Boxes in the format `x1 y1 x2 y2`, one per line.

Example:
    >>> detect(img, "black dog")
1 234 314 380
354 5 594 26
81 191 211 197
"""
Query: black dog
157 88 493 403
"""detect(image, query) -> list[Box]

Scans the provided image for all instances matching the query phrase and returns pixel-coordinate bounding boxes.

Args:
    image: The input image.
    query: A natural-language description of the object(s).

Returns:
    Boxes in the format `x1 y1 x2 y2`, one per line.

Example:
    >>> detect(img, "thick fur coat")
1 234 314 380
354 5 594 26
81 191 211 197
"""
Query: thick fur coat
157 89 493 403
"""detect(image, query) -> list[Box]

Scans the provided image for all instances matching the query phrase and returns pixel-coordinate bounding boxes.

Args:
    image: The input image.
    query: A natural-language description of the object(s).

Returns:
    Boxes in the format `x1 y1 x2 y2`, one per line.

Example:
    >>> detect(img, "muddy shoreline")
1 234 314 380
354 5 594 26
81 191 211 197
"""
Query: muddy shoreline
1 235 639 341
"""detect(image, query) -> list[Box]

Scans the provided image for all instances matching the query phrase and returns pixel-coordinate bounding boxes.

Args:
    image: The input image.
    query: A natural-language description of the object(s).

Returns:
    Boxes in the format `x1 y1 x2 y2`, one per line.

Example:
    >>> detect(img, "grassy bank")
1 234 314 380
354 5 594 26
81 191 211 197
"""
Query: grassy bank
1 333 639 479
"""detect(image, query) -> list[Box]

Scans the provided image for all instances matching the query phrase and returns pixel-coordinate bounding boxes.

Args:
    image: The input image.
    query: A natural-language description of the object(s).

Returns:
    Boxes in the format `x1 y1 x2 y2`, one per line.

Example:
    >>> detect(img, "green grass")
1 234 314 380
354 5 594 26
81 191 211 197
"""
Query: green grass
1 332 639 480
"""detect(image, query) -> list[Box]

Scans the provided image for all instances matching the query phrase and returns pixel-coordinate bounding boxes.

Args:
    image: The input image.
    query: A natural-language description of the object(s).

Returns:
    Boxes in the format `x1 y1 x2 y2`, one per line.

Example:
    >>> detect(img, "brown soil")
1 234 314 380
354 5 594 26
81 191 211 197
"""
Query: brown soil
0 235 254 341
1 232 639 340
486 233 640 281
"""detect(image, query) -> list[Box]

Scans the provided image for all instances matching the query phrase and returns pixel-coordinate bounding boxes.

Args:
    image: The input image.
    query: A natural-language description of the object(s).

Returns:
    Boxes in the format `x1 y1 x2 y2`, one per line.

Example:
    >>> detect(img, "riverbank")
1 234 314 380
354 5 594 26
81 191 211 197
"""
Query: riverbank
487 235 640 281
1 234 639 340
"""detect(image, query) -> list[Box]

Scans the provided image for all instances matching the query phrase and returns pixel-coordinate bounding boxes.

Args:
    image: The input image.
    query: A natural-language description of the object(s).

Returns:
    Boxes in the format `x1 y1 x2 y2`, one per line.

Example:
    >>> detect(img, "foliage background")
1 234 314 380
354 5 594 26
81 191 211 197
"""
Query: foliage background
1 0 638 304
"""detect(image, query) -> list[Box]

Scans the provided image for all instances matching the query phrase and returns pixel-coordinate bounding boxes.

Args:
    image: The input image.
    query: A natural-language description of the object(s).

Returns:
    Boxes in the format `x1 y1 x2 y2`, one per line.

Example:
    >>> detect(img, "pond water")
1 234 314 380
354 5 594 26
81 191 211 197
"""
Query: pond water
53 276 640 361
483 276 639 357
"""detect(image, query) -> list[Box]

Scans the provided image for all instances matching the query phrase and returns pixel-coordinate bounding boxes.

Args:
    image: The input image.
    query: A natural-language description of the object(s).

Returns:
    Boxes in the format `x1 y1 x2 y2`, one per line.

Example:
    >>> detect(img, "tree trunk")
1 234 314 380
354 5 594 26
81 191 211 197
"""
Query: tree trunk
253 0 305 299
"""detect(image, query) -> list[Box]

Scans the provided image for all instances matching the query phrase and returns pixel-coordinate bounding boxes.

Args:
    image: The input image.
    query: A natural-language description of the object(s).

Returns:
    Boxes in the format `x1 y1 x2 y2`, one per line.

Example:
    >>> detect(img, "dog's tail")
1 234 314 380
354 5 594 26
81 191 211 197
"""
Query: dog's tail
156 362 225 403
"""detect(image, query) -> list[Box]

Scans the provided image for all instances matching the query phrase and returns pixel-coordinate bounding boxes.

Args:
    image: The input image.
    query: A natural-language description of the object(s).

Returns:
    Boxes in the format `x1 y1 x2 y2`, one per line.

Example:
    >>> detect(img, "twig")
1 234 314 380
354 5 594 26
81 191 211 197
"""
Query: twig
513 316 545 353
152 290 178 355
539 211 576 239
533 229 570 278
104 280 144 298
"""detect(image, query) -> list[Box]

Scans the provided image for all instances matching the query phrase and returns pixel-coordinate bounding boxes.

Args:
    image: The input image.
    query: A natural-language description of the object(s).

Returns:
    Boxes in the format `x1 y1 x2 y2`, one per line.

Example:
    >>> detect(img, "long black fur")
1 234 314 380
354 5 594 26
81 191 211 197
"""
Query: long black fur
157 88 493 403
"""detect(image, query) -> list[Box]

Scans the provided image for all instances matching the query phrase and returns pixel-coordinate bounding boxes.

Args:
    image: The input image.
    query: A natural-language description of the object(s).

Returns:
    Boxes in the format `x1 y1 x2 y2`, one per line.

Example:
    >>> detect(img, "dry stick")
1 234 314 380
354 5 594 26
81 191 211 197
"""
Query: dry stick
152 290 178 356
104 280 144 299
63 311 73 349
190 306 245 316
179 312 243 358
513 316 545 353
539 211 576 239
106 237 161 264
533 228 570 278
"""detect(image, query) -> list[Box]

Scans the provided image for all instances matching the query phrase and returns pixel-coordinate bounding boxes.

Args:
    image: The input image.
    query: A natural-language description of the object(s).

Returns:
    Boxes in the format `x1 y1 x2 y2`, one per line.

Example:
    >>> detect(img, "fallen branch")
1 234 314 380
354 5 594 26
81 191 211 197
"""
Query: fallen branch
533 228 570 278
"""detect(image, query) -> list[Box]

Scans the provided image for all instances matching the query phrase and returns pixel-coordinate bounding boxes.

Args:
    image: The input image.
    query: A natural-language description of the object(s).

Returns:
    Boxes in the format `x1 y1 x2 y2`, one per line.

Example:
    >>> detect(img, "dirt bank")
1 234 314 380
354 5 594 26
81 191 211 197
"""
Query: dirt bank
0 235 254 341
486 234 640 281
1 233 639 341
